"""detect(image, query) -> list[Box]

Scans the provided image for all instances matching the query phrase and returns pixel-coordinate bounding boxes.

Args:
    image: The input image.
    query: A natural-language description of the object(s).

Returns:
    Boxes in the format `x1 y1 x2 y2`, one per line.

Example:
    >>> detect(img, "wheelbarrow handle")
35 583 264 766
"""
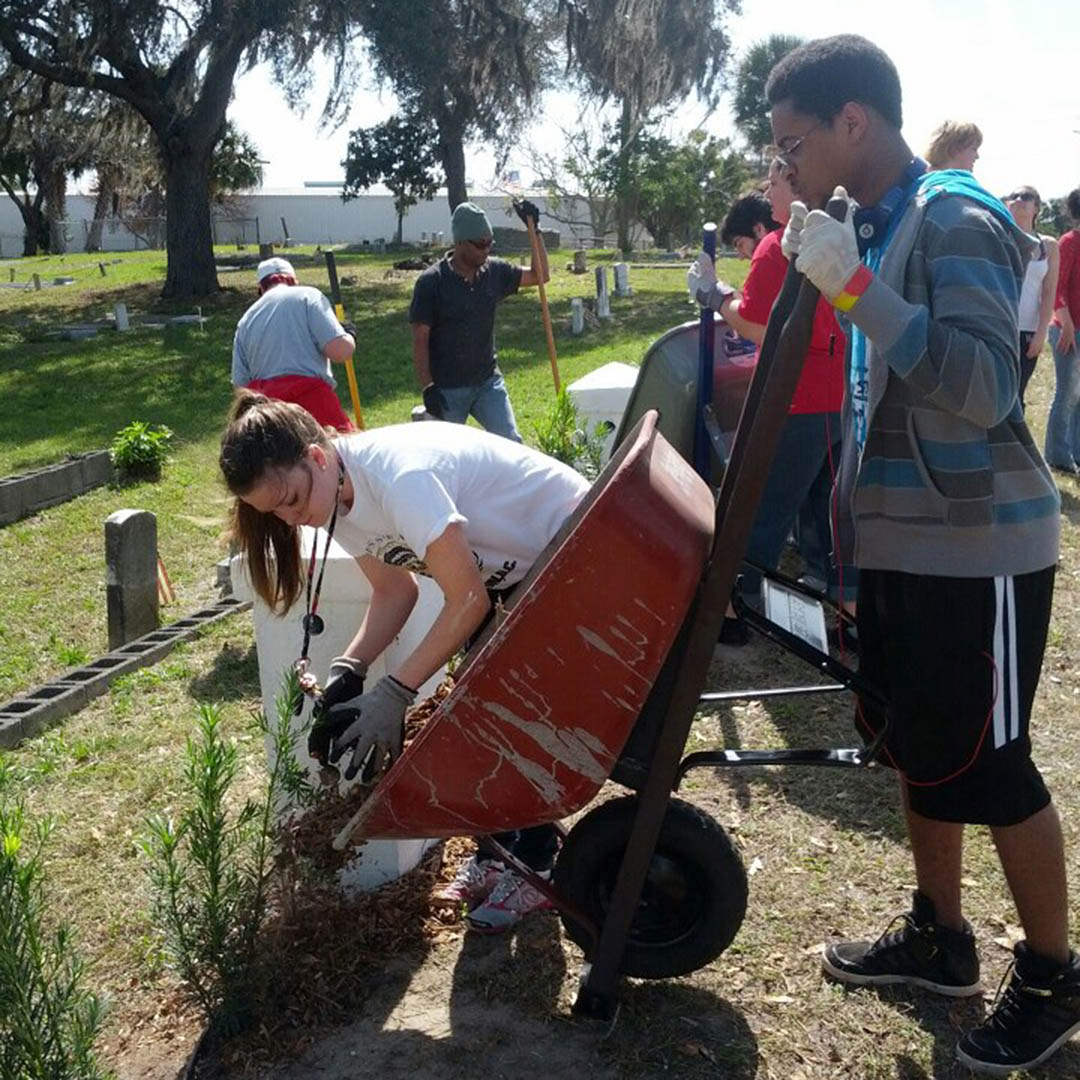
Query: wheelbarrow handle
713 194 848 528
693 222 718 479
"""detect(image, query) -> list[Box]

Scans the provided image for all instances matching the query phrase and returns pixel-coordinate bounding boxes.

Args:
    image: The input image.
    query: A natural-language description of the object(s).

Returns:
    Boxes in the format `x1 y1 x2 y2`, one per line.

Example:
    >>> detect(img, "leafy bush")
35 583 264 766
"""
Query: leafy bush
533 387 611 480
0 758 111 1080
141 671 312 1034
109 420 172 480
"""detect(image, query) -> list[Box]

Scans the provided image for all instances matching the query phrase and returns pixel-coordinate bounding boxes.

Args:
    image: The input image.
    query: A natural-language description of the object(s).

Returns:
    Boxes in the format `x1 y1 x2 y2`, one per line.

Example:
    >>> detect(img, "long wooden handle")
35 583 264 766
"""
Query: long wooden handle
341 350 366 431
325 251 366 429
526 217 561 394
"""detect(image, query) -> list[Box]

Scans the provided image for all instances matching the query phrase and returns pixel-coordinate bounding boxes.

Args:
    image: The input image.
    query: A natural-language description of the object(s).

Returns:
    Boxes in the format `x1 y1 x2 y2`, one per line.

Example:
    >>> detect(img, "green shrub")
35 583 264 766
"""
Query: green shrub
109 420 172 480
533 387 611 480
0 757 111 1080
141 671 312 1034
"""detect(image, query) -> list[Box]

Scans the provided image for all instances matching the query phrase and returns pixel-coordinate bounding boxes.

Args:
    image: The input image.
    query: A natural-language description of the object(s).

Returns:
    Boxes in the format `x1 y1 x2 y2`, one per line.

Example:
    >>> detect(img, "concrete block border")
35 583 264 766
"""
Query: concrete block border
0 597 252 750
0 450 114 526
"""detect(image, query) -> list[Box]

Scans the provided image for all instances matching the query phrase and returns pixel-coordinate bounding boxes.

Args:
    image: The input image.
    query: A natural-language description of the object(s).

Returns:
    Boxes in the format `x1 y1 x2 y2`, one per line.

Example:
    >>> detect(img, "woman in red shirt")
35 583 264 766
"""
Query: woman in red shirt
688 165 851 619
1045 188 1080 474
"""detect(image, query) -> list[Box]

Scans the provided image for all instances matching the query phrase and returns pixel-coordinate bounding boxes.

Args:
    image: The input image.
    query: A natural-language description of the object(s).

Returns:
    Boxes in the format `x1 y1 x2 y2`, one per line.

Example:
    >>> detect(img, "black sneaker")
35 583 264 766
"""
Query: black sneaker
822 891 981 997
718 615 749 646
956 942 1080 1075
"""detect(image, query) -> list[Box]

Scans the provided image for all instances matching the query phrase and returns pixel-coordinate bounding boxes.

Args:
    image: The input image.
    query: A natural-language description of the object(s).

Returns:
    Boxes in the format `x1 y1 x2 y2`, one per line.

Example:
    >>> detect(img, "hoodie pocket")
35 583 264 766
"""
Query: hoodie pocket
907 411 994 526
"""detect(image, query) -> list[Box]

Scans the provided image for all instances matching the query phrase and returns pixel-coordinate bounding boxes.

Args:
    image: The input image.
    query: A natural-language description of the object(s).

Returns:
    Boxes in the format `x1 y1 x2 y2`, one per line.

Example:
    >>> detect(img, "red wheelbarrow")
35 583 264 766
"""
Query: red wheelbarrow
338 202 886 1020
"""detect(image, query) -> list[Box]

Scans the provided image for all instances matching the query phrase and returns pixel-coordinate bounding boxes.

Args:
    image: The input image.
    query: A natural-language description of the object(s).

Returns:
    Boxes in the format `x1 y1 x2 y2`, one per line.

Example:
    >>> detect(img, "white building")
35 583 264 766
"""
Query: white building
0 184 619 257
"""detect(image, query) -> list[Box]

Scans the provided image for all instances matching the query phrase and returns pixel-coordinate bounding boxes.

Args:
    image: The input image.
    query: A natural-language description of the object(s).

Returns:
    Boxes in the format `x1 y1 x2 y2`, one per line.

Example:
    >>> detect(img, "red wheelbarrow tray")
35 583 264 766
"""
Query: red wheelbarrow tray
349 411 715 841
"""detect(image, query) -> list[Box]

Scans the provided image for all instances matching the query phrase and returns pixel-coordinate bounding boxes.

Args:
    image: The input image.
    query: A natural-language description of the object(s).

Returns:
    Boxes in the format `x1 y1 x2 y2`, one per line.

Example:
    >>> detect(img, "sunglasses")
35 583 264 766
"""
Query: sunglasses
1005 192 1037 204
467 238 493 250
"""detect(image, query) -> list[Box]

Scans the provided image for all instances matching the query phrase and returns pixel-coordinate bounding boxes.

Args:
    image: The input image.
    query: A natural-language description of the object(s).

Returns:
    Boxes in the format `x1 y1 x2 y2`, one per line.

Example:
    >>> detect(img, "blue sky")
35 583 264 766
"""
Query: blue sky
228 1 1080 201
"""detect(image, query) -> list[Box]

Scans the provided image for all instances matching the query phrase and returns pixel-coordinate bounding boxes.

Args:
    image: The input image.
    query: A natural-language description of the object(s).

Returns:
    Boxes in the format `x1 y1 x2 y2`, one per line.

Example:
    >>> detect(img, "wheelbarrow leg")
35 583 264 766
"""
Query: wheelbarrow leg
572 712 694 1019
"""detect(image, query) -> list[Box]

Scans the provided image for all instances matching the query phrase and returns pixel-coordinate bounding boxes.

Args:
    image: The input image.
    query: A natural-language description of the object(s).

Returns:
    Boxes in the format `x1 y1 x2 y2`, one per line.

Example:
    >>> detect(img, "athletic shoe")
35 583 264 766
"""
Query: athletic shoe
718 615 750 646
822 890 981 997
434 855 503 906
956 942 1080 1075
464 867 553 933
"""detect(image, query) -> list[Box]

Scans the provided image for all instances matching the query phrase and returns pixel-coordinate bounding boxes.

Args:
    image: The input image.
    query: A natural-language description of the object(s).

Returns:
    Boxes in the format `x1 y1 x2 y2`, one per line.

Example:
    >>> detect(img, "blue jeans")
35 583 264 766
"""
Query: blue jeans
1044 325 1080 468
439 373 522 442
740 411 854 603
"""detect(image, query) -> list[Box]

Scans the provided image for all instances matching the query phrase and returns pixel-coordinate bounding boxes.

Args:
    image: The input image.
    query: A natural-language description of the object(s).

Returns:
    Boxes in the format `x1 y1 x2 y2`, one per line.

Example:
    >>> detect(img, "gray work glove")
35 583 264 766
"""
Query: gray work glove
308 656 368 765
328 674 417 782
687 250 735 311
687 250 717 307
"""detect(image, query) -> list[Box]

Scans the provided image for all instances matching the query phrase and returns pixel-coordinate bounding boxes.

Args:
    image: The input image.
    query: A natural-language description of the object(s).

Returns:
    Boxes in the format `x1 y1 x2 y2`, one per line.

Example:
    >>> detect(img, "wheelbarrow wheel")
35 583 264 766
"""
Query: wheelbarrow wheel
554 795 747 979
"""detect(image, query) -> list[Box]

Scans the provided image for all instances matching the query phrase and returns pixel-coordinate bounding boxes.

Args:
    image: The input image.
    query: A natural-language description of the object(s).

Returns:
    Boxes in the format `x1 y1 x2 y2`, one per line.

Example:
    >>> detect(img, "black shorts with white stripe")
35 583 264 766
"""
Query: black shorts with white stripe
855 565 1055 825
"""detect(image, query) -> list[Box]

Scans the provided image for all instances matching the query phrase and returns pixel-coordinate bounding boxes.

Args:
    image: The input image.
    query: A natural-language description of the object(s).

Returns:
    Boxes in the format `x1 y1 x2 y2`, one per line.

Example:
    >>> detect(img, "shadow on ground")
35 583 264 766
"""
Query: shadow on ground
867 980 1080 1079
704 626 907 844
187 641 259 703
235 912 758 1080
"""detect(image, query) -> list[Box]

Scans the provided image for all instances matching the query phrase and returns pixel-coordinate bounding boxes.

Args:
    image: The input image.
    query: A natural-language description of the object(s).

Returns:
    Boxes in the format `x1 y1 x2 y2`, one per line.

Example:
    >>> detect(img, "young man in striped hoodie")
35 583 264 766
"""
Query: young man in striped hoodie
766 35 1077 1074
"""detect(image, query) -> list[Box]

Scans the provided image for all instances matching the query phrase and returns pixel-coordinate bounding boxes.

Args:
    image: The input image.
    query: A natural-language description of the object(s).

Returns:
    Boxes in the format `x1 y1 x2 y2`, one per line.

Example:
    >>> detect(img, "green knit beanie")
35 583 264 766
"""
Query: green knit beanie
451 202 493 243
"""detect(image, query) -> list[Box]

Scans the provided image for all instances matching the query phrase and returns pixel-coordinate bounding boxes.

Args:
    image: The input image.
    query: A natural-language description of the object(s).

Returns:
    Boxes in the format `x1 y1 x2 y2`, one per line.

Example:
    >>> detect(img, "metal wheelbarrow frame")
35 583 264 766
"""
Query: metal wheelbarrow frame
341 204 887 1021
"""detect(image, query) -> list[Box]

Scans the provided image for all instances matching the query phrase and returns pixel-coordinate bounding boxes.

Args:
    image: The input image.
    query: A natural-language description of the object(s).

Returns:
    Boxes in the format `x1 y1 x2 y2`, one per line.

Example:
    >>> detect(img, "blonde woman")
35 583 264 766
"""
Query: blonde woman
924 120 982 171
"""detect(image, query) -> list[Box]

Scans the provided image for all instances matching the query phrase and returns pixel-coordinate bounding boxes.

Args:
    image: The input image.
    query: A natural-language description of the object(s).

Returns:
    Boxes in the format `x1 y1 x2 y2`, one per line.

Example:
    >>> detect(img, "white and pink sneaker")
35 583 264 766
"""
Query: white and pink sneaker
465 868 554 933
435 855 503 906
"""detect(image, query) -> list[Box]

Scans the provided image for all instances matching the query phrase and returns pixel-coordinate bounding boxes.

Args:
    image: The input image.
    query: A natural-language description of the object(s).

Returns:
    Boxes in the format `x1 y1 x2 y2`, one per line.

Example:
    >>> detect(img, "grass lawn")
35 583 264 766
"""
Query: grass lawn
0 245 747 702
2 246 1078 1080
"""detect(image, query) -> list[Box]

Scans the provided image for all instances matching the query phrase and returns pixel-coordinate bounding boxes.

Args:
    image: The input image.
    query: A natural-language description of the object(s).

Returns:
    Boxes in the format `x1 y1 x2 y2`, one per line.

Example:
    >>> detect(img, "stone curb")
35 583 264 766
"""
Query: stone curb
0 597 252 750
0 451 114 526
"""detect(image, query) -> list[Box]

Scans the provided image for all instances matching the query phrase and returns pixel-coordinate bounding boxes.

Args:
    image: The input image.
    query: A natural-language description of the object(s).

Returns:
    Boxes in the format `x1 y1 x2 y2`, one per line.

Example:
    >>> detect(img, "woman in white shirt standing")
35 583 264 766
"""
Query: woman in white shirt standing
1005 186 1060 411
220 390 589 932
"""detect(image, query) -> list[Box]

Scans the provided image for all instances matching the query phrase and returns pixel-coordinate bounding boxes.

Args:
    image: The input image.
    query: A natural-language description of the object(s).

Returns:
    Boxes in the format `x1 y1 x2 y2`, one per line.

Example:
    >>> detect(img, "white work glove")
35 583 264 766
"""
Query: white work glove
780 200 809 260
687 250 718 307
794 186 865 304
328 674 417 782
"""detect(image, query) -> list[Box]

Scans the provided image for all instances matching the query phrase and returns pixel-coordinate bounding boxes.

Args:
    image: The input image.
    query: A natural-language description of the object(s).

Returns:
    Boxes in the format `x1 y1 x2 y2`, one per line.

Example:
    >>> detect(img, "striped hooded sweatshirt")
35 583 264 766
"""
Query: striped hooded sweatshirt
834 169 1060 577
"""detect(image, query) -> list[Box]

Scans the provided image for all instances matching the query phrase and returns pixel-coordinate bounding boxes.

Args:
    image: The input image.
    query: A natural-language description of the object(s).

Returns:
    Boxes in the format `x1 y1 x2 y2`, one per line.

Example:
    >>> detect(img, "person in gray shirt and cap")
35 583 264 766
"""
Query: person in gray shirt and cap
409 200 549 442
233 257 357 430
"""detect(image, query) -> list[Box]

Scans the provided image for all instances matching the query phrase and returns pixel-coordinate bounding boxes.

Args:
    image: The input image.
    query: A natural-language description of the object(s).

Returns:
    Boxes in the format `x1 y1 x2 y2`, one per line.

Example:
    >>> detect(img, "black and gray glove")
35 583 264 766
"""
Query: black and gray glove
422 382 446 419
328 674 418 782
513 199 540 229
341 319 358 338
308 656 368 764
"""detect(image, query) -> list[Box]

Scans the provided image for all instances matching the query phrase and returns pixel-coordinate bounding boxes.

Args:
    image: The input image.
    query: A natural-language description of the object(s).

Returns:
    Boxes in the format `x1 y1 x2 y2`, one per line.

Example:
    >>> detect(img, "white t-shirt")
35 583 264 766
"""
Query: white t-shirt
1018 240 1049 333
332 422 589 590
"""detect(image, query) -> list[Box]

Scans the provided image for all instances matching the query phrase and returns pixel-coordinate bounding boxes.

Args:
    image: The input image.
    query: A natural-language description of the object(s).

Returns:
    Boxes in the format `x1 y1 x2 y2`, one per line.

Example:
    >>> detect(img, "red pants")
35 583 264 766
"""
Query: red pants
245 375 354 431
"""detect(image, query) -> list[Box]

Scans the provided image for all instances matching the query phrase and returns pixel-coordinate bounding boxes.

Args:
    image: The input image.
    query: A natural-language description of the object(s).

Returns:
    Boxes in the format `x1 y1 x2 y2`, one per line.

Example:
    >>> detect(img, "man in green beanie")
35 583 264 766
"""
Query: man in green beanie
409 199 549 441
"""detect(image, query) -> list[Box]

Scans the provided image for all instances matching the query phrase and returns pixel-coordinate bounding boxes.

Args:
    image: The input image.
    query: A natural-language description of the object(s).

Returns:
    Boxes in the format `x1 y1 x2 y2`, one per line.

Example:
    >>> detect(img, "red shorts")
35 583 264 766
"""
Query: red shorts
245 375 354 431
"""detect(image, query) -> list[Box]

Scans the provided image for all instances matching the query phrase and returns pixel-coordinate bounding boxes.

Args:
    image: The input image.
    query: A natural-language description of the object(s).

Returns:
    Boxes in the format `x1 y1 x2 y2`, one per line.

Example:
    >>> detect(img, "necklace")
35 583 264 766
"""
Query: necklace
295 454 345 683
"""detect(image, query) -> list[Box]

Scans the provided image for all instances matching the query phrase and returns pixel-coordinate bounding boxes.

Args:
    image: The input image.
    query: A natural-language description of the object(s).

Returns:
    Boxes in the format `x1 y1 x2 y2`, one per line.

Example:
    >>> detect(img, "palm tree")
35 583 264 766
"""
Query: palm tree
732 35 805 166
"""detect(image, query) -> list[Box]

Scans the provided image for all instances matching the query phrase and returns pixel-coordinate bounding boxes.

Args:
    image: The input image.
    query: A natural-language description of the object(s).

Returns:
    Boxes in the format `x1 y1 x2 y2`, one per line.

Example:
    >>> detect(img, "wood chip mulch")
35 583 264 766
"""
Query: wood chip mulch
194 678 475 1075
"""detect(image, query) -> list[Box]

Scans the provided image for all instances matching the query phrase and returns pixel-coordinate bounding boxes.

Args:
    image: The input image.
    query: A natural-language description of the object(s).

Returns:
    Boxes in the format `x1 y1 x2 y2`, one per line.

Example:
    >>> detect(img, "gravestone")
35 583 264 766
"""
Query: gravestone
105 510 159 649
595 266 611 319
571 297 585 335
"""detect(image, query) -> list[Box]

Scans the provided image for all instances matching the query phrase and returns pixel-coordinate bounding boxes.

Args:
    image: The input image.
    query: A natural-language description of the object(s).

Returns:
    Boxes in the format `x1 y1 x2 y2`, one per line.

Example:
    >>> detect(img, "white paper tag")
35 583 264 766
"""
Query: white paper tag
763 579 828 653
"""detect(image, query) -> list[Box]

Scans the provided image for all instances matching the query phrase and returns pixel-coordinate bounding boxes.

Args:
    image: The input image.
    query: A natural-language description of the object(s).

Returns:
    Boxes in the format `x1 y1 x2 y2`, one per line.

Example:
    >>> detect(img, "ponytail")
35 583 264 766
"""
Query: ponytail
220 390 331 612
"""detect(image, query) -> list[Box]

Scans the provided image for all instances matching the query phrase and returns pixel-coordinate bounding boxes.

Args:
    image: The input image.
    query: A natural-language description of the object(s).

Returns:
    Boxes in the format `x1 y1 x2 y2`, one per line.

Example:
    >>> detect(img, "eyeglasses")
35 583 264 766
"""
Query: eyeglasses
467 238 493 250
775 119 826 164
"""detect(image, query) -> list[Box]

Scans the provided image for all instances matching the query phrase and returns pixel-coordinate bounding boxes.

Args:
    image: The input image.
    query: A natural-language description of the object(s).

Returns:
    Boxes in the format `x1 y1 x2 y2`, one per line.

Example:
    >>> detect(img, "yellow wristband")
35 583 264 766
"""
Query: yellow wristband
832 265 873 312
